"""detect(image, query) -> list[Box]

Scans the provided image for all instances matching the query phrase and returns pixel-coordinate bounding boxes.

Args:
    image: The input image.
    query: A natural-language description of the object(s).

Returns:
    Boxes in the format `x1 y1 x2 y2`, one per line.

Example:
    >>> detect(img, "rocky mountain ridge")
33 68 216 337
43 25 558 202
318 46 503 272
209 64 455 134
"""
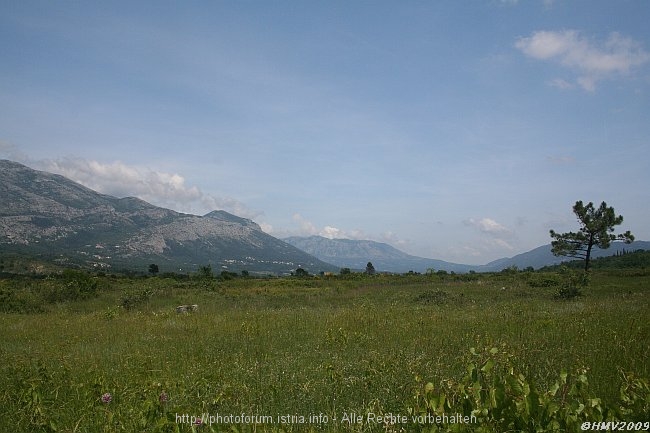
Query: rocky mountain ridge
0 159 335 274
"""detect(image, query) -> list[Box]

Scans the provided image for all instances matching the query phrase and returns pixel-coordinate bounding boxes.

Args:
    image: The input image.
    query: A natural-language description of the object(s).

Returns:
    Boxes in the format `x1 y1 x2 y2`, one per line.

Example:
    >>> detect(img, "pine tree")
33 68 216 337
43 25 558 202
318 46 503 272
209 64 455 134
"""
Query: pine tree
550 201 634 271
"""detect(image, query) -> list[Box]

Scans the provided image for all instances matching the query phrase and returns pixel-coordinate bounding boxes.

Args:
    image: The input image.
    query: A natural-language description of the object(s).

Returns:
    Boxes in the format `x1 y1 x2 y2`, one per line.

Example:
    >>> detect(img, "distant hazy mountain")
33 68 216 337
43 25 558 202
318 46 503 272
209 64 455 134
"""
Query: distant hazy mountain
283 236 474 273
0 160 336 274
478 241 650 272
284 235 649 273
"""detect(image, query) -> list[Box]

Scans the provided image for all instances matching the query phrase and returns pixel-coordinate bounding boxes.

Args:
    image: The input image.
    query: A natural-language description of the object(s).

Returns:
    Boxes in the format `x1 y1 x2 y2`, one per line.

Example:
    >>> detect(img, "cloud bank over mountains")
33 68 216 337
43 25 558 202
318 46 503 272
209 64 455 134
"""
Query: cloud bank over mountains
39 158 258 220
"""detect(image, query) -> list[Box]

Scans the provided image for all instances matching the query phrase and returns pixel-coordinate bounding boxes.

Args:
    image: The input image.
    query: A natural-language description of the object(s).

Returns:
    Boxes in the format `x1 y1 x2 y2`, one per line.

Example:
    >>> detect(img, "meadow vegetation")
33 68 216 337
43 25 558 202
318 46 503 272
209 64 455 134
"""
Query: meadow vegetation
0 264 649 432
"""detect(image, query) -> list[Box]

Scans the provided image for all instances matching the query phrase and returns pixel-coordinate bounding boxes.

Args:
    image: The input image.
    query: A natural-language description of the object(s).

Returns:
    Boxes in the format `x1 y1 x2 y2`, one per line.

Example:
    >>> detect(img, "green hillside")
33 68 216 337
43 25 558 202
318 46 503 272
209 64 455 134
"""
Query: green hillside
540 249 650 271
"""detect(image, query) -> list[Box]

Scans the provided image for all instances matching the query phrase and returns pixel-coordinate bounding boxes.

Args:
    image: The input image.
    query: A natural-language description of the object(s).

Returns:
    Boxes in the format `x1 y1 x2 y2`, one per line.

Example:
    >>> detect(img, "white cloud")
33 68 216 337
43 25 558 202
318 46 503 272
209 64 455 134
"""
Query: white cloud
291 213 319 236
515 30 650 91
287 215 412 249
39 158 257 218
465 218 510 234
463 218 516 253
290 215 365 240
321 226 343 239
259 222 274 234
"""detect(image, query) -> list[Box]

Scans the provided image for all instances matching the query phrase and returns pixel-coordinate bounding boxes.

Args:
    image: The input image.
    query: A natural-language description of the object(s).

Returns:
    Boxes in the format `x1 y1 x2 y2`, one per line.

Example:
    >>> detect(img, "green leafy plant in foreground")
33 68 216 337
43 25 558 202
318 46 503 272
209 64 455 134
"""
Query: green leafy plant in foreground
618 371 650 421
409 347 649 432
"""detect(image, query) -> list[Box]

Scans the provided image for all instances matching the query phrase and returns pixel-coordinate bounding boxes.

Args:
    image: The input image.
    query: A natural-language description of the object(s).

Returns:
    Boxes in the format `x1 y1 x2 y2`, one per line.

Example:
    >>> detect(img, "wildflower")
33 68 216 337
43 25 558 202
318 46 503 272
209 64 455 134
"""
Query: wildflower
159 391 169 404
101 392 112 404
194 418 203 426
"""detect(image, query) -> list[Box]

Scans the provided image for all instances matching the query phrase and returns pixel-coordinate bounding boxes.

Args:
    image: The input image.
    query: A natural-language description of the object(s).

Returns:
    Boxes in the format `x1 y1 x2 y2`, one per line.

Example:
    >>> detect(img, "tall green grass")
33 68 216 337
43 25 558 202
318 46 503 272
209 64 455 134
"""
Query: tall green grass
0 271 648 432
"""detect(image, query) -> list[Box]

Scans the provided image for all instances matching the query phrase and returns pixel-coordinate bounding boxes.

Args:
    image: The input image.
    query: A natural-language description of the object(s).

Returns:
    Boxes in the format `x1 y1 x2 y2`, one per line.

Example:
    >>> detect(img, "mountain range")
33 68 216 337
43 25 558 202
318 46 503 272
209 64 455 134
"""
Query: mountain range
283 235 650 273
283 236 473 273
1 159 646 275
0 160 336 275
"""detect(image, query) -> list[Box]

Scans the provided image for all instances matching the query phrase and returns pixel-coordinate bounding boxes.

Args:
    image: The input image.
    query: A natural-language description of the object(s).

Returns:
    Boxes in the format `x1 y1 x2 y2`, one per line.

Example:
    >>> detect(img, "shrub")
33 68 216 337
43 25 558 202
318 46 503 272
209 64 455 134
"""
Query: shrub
527 274 561 288
219 270 239 281
0 287 44 313
414 289 450 305
42 270 99 303
120 288 154 310
554 266 589 300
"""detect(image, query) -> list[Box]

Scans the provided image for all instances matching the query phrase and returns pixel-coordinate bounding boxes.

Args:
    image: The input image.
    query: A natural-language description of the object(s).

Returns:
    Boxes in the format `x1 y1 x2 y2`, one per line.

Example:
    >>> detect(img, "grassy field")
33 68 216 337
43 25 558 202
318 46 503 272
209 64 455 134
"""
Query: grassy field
1 269 649 432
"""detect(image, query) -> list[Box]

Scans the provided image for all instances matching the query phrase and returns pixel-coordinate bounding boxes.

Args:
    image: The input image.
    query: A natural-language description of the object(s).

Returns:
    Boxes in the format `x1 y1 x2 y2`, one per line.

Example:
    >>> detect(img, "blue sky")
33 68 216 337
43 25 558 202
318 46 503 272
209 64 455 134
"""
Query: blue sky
1 1 649 265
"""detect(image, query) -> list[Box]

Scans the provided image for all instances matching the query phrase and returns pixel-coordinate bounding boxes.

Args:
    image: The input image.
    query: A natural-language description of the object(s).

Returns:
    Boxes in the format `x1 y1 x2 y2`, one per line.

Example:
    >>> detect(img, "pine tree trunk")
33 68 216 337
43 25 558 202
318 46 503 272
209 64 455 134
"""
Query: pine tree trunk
584 235 594 272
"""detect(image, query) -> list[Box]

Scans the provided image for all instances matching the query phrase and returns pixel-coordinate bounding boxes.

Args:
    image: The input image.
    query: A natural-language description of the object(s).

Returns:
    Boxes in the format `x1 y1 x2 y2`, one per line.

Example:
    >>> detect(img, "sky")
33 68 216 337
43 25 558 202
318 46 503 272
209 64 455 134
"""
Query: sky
1 1 649 265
